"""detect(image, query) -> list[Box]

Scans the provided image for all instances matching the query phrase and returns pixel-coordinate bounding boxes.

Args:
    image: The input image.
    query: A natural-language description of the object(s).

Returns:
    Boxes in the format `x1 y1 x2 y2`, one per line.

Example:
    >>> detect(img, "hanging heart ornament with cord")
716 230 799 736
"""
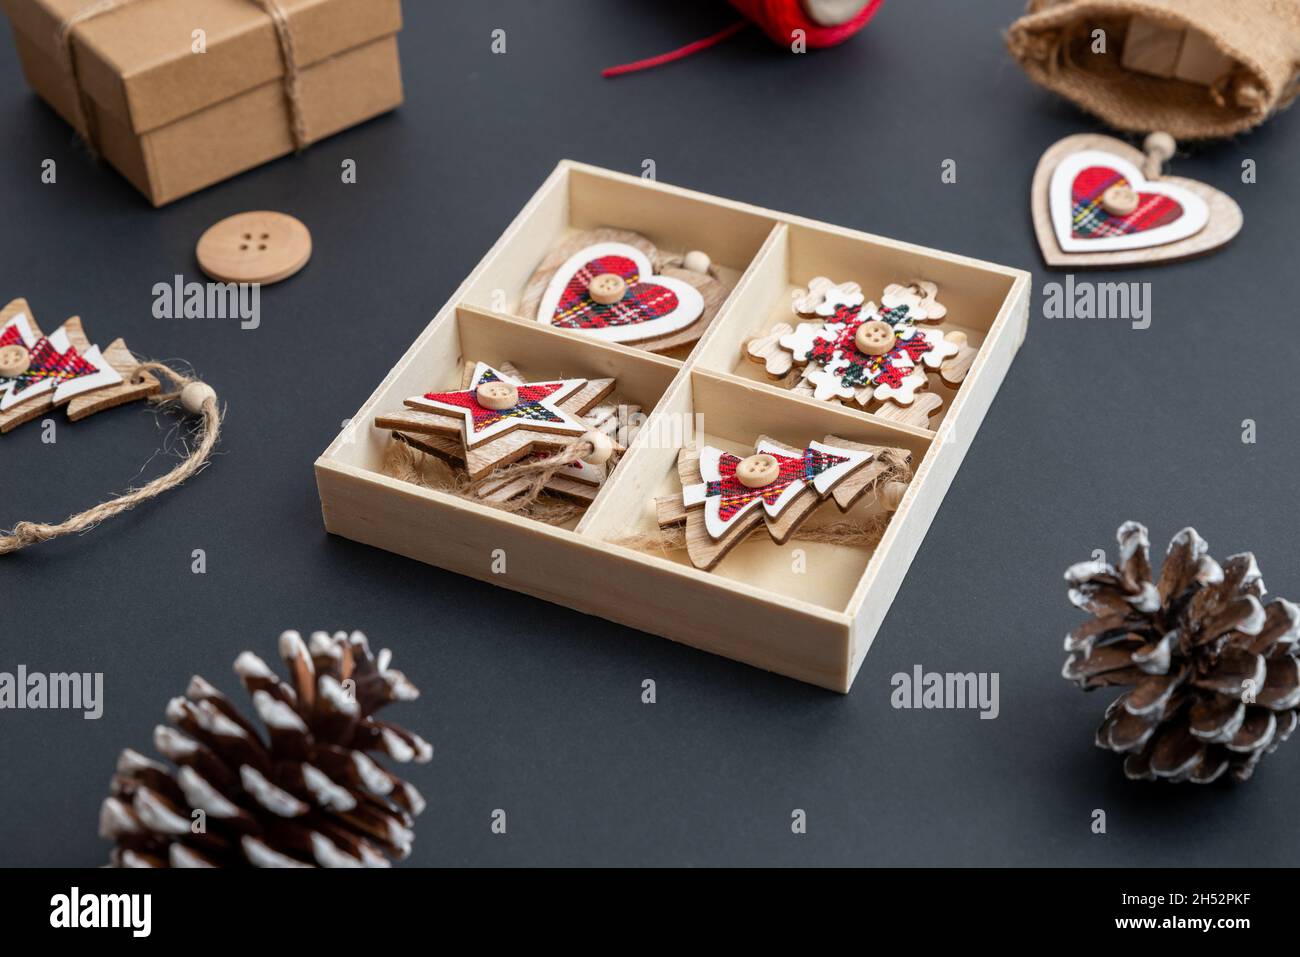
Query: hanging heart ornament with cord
1032 131 1243 269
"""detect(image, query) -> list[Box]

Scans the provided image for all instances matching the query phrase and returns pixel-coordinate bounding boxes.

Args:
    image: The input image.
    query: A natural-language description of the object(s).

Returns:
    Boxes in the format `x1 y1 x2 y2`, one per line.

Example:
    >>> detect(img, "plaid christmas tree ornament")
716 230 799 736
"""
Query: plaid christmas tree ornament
683 439 874 540
0 311 122 413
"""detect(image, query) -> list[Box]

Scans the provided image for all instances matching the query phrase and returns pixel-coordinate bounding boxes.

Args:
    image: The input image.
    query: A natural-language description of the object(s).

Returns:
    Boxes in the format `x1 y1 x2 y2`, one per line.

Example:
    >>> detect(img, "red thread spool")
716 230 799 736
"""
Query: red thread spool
602 0 885 78
732 0 884 48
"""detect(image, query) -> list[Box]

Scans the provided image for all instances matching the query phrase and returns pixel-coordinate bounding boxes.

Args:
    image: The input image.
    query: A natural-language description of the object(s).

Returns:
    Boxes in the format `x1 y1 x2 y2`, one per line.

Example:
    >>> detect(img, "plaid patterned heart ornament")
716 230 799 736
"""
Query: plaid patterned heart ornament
1051 149 1207 253
537 241 704 345
1034 134 1240 268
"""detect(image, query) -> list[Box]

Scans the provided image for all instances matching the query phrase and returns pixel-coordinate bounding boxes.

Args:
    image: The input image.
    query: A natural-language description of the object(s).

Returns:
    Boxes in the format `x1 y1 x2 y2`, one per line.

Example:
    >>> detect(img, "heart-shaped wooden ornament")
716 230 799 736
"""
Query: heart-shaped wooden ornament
1032 134 1242 269
537 241 704 345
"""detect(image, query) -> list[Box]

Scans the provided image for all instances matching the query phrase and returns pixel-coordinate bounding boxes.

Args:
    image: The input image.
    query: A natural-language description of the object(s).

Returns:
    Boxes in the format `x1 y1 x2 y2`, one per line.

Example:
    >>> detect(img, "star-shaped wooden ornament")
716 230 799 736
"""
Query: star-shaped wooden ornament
655 434 895 571
0 297 160 434
375 361 615 479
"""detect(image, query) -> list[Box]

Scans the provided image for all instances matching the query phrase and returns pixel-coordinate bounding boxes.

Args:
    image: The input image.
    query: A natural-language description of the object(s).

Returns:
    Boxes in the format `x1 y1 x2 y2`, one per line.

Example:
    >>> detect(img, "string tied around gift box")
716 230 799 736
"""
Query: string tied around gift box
0 362 222 556
54 0 309 158
602 0 885 78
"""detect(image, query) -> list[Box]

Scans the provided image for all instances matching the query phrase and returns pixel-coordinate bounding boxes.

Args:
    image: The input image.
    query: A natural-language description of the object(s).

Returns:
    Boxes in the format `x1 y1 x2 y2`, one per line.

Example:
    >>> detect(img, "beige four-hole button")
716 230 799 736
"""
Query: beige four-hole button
588 273 627 305
0 344 31 378
197 211 312 285
854 319 895 356
476 381 519 410
736 453 781 489
1101 184 1139 217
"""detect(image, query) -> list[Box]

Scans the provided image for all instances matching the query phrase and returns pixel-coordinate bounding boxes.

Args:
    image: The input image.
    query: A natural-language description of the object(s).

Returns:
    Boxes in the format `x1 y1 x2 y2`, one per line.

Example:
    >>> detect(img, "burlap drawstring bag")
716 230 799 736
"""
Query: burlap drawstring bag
1007 0 1300 139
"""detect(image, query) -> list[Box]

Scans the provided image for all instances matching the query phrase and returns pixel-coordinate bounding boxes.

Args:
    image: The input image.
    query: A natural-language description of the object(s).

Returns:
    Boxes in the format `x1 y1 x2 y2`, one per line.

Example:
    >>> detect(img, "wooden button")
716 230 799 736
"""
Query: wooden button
736 453 780 488
588 273 627 304
0 343 30 377
854 319 895 356
580 429 613 465
196 211 312 285
476 381 518 409
1101 184 1139 217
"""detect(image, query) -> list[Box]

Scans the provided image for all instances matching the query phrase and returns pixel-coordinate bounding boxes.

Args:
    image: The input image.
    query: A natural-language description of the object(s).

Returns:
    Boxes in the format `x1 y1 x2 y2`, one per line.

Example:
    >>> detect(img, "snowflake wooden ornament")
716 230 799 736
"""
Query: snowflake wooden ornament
656 435 890 571
745 280 976 429
374 361 616 480
780 283 959 405
0 297 159 434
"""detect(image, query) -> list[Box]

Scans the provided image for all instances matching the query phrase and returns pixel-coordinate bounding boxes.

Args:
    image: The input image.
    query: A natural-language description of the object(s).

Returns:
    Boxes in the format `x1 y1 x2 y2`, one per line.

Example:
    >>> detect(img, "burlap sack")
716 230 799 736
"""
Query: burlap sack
1007 0 1300 139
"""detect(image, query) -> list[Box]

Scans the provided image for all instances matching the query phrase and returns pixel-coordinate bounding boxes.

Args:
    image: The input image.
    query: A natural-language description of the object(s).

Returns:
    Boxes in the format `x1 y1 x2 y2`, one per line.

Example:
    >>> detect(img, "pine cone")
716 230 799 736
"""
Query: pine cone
99 631 431 866
1064 522 1300 783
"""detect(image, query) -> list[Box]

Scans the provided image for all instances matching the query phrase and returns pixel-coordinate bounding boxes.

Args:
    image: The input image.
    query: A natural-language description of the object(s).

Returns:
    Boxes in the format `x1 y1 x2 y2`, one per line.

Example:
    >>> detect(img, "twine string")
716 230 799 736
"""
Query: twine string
0 362 222 555
55 0 308 156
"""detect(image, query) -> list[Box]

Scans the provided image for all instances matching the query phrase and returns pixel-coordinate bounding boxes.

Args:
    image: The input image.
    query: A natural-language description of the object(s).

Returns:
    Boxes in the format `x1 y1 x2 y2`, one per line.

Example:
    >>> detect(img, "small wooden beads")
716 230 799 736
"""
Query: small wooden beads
682 250 711 274
180 381 217 415
581 429 614 465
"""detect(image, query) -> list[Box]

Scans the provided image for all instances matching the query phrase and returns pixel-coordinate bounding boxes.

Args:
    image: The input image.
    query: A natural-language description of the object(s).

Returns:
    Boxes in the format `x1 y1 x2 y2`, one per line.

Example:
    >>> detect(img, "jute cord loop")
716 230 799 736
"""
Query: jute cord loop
0 362 222 555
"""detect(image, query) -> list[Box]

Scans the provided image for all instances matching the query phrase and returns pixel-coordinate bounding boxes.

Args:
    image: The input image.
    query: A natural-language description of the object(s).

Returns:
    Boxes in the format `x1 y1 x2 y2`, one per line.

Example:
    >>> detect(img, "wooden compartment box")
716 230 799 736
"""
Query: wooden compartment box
316 161 1031 692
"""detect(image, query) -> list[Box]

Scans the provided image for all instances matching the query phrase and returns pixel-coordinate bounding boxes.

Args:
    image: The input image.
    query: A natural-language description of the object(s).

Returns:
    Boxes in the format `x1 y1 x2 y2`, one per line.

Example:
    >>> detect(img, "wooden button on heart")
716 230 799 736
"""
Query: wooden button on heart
196 211 312 285
0 343 30 377
854 319 895 356
736 453 780 488
588 273 627 304
476 381 519 410
1101 184 1139 216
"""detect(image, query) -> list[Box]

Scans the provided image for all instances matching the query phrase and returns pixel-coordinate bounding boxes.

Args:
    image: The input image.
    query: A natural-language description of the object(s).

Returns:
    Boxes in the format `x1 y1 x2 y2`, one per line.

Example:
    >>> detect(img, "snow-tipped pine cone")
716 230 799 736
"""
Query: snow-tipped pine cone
1064 522 1300 783
100 630 431 866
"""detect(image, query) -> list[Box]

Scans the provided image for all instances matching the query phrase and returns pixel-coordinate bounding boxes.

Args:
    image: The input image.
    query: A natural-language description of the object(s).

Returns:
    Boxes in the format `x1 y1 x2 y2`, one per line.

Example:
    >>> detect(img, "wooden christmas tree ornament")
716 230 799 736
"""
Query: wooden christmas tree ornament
744 278 974 429
1032 132 1243 269
521 228 724 353
0 298 221 555
656 434 907 571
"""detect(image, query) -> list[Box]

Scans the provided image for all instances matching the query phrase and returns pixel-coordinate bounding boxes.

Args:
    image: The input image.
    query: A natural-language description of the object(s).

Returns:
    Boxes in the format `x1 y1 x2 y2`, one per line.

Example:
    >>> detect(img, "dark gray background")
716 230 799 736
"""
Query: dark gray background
2 0 1296 867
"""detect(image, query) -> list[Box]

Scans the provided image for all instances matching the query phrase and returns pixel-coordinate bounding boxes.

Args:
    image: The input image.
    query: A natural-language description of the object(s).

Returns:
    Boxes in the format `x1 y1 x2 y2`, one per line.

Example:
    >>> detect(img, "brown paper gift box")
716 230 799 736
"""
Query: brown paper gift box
1 0 404 205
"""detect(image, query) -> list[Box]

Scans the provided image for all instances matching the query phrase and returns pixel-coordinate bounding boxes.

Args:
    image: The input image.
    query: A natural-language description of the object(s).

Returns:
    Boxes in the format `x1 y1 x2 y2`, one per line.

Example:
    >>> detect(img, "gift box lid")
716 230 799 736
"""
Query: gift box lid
2 0 402 135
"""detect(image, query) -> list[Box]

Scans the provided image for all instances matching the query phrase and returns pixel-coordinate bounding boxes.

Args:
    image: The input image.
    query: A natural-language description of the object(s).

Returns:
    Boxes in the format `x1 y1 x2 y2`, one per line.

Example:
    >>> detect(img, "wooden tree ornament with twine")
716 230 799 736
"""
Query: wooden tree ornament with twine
54 0 311 156
0 299 221 556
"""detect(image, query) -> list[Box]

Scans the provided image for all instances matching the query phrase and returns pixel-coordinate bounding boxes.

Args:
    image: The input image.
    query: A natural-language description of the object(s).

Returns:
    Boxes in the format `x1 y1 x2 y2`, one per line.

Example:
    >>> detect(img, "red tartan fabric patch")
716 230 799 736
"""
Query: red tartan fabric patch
422 372 568 435
1071 166 1182 239
707 447 848 522
551 254 680 331
806 303 932 392
0 323 98 389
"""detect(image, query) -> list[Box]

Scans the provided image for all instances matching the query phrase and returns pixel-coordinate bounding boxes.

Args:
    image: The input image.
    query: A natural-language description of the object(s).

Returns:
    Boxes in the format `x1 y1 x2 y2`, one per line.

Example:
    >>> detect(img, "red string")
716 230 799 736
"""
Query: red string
601 20 749 78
